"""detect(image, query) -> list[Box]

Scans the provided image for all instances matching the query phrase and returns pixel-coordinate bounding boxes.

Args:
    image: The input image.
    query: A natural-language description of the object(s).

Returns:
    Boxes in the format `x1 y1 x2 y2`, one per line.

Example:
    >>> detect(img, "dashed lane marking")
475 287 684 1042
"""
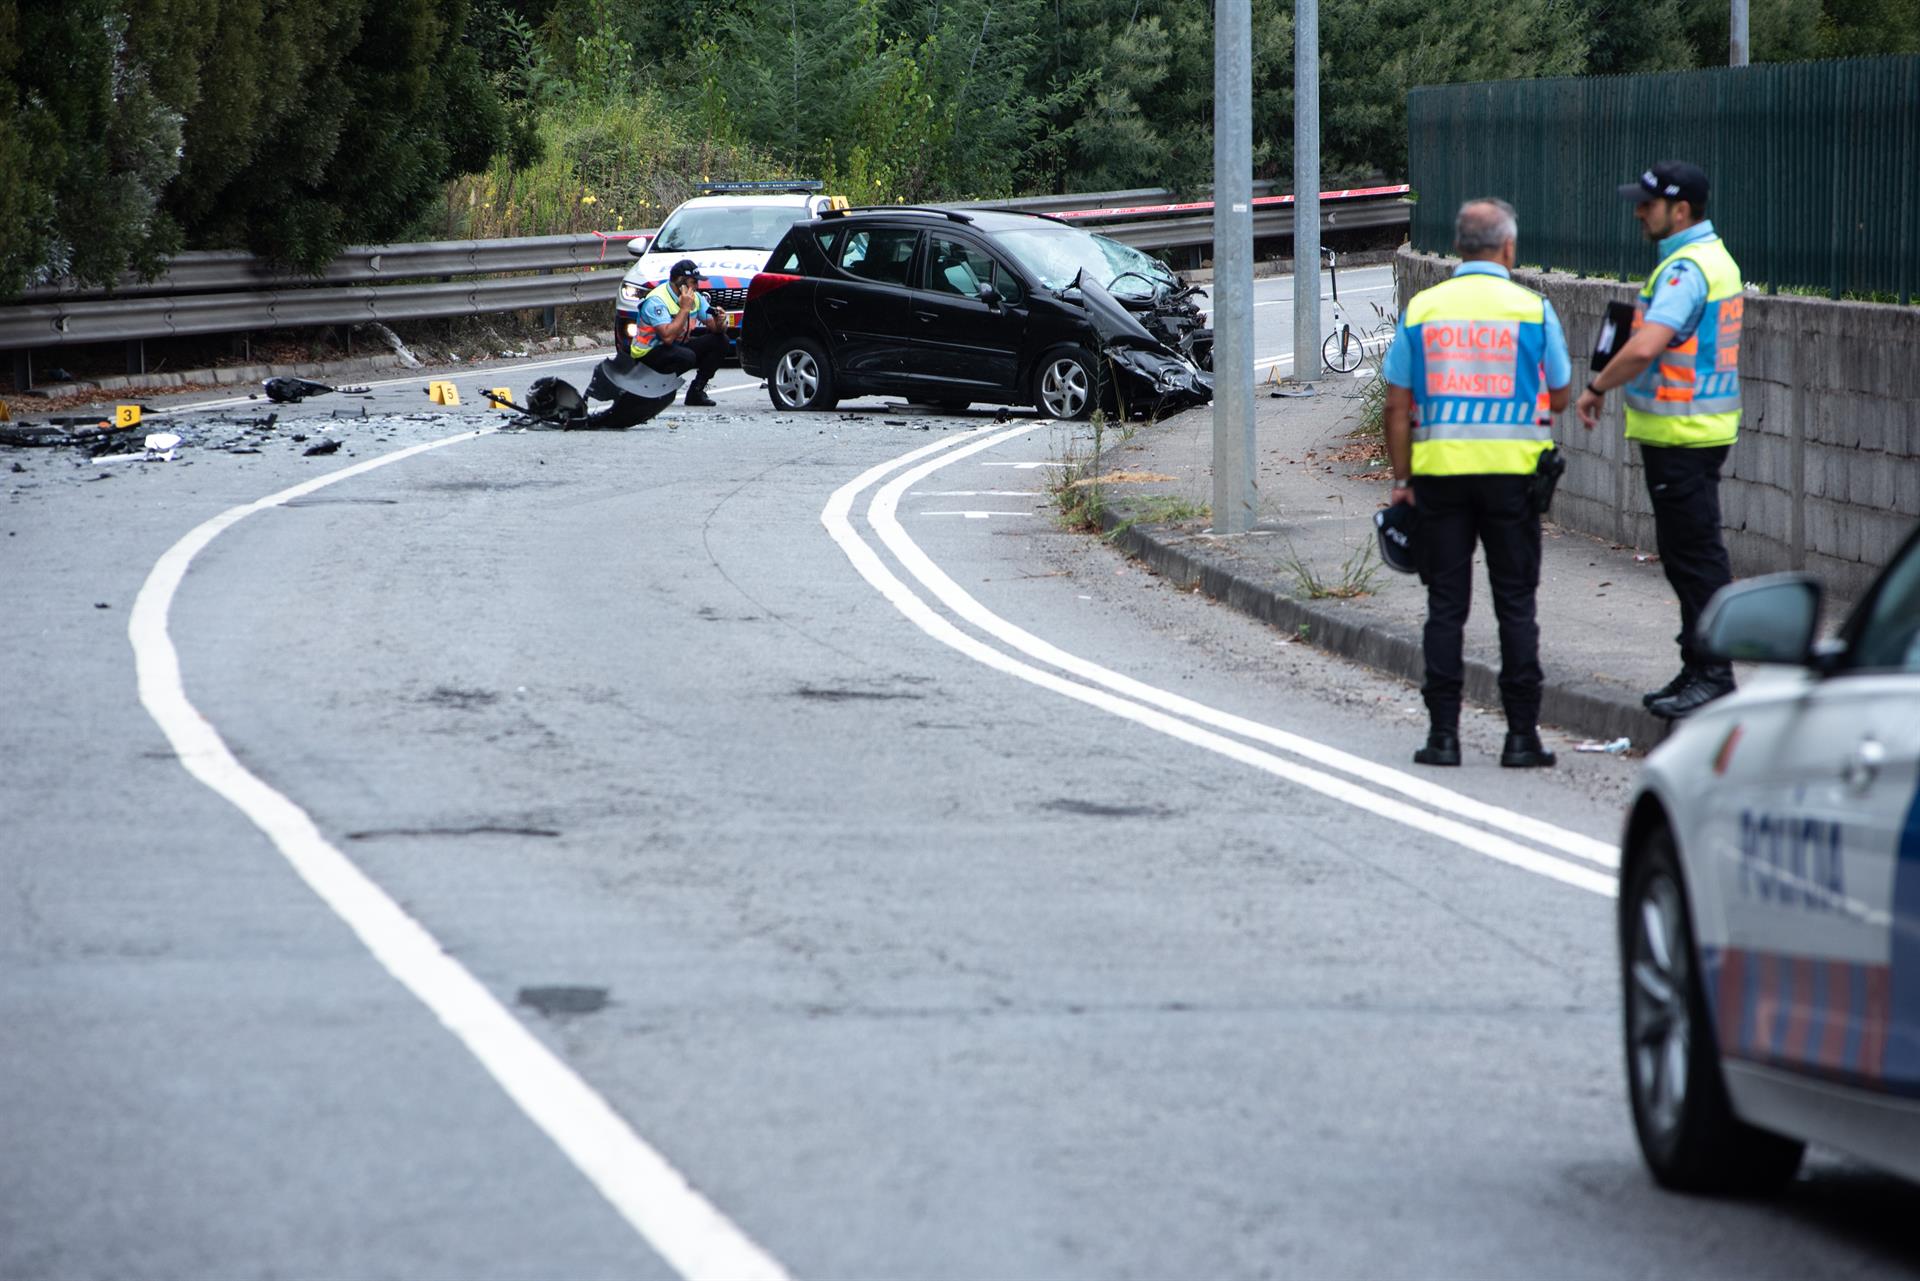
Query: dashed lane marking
130 430 791 1281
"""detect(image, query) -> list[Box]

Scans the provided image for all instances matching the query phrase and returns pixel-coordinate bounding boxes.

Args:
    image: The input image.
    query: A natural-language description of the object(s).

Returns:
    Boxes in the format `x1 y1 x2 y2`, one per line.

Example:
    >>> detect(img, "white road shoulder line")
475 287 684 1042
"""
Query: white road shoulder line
824 426 1614 897
130 429 789 1281
868 422 1616 870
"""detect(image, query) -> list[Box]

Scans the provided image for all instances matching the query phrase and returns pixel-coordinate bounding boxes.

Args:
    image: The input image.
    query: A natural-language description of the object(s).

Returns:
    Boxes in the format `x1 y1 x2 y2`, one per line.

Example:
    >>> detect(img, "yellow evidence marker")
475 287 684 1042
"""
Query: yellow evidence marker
485 387 514 410
114 405 142 428
427 380 460 405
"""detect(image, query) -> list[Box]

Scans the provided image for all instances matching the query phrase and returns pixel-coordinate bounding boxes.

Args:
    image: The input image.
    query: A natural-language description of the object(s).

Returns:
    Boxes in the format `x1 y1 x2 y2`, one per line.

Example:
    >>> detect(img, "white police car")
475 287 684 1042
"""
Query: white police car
1619 527 1920 1192
619 181 845 353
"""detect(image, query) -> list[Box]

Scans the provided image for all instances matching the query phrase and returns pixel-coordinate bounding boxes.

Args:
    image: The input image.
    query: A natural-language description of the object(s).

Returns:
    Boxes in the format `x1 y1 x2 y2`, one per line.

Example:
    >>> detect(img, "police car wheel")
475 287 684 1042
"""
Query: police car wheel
1035 347 1098 421
769 339 837 412
1622 824 1805 1194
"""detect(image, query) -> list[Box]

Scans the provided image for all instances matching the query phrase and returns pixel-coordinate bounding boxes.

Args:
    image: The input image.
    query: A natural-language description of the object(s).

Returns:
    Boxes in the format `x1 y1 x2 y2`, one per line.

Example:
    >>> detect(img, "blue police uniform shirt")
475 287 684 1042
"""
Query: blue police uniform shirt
639 286 710 332
1383 261 1571 391
1640 220 1716 339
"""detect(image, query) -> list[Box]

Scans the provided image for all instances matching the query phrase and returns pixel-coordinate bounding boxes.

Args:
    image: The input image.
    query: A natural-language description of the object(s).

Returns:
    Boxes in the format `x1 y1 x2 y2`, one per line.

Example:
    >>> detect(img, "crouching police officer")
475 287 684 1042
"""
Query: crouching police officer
635 257 727 407
1576 161 1742 720
1383 198 1572 768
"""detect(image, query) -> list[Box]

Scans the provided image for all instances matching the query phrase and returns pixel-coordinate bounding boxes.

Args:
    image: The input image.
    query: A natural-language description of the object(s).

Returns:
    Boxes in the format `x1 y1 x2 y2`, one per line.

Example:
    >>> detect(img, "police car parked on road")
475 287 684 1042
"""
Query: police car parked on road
618 181 845 357
1619 527 1920 1192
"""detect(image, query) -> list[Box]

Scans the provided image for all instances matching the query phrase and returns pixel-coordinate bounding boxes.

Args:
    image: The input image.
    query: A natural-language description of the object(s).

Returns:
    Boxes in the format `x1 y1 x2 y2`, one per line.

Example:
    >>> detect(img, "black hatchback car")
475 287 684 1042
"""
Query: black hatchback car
737 206 1211 419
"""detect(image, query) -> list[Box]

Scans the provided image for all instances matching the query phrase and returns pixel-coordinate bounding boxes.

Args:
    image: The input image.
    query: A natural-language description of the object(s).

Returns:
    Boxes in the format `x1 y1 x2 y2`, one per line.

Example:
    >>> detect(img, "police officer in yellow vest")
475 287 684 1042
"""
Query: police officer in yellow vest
1384 198 1572 768
636 258 727 407
1576 162 1742 720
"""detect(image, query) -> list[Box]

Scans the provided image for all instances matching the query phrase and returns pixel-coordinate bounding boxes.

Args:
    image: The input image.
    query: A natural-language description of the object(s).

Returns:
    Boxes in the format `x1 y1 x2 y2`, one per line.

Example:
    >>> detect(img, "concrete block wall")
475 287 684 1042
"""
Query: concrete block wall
1396 247 1920 604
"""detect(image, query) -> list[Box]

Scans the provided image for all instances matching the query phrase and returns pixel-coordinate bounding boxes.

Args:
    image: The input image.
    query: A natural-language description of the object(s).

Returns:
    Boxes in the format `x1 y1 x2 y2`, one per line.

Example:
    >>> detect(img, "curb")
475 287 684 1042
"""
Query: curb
1105 514 1674 751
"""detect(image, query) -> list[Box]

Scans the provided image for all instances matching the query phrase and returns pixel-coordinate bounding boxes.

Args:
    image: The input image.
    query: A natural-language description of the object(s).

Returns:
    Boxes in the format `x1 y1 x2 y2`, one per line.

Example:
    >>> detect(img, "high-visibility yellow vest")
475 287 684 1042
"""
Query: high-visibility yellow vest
630 282 682 358
1403 272 1556 477
1624 237 1743 448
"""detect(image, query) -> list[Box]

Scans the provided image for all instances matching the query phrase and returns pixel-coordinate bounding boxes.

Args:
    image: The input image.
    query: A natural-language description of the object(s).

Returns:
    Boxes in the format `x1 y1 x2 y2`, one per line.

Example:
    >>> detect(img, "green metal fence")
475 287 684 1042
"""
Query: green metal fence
1407 58 1920 303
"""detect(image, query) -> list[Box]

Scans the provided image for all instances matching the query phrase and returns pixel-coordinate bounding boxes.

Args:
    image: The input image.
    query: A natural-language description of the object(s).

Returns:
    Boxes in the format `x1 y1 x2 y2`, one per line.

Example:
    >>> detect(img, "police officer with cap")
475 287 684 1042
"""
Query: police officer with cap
1575 161 1743 720
632 257 727 407
1383 197 1572 768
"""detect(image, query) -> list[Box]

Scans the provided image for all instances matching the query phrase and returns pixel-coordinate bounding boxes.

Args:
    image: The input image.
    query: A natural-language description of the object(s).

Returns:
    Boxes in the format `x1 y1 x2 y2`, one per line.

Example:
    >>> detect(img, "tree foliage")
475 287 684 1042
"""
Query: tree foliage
6 0 1917 300
0 0 506 296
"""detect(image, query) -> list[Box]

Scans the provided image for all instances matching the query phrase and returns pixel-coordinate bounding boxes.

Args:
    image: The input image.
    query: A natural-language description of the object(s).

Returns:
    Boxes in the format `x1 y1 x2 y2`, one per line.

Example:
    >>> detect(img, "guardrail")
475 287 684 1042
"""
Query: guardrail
3 187 1409 390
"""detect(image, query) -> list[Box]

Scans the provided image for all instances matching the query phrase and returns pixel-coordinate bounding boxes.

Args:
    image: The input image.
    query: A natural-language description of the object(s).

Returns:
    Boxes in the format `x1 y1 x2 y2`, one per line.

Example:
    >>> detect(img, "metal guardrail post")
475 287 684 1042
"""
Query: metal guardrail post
126 340 145 378
541 268 557 334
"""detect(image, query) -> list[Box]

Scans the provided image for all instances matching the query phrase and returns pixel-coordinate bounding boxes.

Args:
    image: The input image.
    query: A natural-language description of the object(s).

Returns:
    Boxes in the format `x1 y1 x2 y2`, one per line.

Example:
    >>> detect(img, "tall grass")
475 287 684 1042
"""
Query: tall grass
431 96 796 241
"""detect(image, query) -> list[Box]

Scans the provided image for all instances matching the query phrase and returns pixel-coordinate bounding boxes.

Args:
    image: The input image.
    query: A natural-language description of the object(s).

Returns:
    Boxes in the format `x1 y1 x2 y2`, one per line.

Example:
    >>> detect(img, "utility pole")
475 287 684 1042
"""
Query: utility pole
1730 0 1749 64
1211 0 1256 534
1291 0 1321 387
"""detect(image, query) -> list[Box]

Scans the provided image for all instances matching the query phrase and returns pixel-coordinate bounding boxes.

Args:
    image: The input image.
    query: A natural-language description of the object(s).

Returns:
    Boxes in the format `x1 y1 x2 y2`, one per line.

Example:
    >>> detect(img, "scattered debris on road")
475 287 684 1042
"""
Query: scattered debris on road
1573 737 1633 754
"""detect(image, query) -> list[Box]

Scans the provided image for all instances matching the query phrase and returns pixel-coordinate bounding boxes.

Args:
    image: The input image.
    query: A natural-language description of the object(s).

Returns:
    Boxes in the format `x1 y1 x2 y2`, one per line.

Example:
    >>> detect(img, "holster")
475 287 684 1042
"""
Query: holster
1531 446 1566 516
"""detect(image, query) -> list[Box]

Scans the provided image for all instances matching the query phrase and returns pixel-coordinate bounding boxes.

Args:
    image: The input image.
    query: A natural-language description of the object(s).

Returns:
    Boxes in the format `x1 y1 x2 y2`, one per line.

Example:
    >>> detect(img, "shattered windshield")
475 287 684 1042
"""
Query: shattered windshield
652 205 808 252
994 228 1177 298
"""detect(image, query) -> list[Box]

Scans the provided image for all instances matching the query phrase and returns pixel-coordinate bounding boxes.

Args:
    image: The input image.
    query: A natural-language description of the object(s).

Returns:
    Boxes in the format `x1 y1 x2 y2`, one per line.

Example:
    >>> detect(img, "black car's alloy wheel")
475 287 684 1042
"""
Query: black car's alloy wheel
769 338 837 411
1622 823 1804 1194
1035 347 1098 420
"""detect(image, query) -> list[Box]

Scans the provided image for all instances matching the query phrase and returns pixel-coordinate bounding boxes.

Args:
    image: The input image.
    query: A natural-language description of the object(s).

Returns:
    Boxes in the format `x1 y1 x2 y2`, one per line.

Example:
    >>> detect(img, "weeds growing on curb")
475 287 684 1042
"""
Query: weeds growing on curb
1107 494 1210 539
1048 412 1109 532
1281 537 1382 600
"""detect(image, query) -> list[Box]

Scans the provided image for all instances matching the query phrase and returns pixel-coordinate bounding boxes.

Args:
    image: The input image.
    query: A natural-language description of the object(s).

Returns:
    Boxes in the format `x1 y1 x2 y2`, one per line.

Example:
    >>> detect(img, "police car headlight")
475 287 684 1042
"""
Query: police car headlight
625 322 638 337
619 284 641 303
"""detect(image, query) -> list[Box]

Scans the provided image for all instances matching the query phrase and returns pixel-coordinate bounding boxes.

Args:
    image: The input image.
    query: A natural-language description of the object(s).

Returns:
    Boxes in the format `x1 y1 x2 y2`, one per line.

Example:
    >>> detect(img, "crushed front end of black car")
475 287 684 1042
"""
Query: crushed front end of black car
1073 273 1214 417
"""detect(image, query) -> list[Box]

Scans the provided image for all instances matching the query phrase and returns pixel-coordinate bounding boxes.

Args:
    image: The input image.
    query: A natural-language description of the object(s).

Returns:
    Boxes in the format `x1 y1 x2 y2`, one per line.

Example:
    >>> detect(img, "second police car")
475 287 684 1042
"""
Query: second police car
1619 527 1920 1192
618 181 847 357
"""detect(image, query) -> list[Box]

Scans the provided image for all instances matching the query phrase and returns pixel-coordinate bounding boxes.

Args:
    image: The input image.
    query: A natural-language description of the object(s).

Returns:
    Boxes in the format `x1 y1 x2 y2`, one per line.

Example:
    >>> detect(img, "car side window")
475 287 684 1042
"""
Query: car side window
924 234 1025 305
835 227 920 285
1847 541 1920 671
768 240 803 273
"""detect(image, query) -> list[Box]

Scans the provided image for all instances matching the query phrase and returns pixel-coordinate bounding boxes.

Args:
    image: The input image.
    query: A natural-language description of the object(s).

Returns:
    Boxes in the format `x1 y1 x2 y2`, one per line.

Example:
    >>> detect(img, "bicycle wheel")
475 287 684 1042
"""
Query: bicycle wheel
1323 325 1363 374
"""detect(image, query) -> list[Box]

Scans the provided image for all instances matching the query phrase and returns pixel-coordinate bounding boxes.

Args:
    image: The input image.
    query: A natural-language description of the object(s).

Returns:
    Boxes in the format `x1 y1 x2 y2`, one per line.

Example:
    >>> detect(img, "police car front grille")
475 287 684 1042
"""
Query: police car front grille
703 286 748 310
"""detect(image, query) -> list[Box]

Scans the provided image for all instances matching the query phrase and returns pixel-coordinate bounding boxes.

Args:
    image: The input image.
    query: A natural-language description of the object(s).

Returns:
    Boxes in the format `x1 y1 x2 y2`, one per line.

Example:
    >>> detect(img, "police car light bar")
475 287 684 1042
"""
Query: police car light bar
701 179 825 194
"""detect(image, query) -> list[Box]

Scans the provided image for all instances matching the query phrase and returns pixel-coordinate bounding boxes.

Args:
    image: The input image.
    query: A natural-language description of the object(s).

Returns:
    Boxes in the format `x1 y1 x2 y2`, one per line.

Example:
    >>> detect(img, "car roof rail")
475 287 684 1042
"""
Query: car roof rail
819 205 974 224
701 179 824 194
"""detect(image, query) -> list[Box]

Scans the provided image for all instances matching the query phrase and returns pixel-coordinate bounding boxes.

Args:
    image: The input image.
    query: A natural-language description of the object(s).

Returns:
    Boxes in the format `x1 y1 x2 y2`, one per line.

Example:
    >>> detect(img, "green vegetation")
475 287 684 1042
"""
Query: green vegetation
1281 538 1382 600
6 0 1917 297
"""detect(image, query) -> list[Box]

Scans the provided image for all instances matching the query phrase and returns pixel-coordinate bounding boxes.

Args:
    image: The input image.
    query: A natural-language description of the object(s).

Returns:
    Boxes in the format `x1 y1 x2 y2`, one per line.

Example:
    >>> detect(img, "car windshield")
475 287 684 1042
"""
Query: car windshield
993 227 1177 298
652 205 807 252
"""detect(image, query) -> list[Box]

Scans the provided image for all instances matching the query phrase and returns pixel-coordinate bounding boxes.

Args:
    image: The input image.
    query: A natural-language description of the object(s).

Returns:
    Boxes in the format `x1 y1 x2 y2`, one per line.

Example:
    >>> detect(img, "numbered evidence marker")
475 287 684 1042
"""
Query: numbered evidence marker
485 387 515 411
115 405 142 428
427 380 461 406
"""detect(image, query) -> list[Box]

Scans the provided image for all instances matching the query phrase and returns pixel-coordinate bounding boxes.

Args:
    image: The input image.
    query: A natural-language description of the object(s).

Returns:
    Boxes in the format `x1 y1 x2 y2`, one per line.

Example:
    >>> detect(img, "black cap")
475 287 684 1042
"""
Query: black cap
668 258 705 283
1617 161 1709 209
1374 501 1418 575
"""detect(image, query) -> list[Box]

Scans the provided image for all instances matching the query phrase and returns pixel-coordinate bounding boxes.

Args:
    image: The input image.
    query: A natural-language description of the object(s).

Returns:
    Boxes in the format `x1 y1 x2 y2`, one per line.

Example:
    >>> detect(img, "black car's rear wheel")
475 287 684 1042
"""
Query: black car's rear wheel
768 338 837 411
1622 823 1804 1194
1034 347 1098 421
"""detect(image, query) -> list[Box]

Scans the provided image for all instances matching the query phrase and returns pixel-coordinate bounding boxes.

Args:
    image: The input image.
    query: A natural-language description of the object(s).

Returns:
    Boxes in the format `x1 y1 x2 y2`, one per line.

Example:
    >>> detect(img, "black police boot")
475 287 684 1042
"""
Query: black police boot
1413 728 1461 767
1642 666 1693 708
1500 730 1557 768
1648 668 1736 721
684 382 717 407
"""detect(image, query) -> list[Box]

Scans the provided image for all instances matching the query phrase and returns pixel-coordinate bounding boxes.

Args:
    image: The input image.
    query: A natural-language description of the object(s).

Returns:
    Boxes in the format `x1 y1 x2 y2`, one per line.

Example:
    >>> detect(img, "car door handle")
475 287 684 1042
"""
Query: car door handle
825 297 849 310
1844 738 1886 792
915 310 939 322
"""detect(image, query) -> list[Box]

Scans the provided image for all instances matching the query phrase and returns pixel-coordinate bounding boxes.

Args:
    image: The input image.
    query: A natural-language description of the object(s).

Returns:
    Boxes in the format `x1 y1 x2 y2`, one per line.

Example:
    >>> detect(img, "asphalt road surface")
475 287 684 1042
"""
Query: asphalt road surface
5 287 1918 1280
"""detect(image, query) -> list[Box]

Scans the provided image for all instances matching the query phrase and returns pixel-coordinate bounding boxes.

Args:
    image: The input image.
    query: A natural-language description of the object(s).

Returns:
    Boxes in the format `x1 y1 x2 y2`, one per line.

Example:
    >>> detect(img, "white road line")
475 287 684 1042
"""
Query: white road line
981 461 1066 470
130 432 790 1281
921 510 1032 519
869 424 1615 869
823 426 1616 896
911 490 1040 497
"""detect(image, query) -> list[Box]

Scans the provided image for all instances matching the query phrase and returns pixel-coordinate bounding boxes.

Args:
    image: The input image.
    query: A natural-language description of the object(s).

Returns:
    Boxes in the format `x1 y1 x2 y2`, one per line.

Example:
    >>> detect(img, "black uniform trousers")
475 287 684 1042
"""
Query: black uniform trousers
587 330 729 428
642 329 726 390
1639 442 1734 678
1411 473 1543 734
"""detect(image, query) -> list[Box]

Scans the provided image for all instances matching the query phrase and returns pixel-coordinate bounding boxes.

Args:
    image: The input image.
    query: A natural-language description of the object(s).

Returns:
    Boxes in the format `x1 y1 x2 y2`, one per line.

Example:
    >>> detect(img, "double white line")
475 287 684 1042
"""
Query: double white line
824 421 1619 899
